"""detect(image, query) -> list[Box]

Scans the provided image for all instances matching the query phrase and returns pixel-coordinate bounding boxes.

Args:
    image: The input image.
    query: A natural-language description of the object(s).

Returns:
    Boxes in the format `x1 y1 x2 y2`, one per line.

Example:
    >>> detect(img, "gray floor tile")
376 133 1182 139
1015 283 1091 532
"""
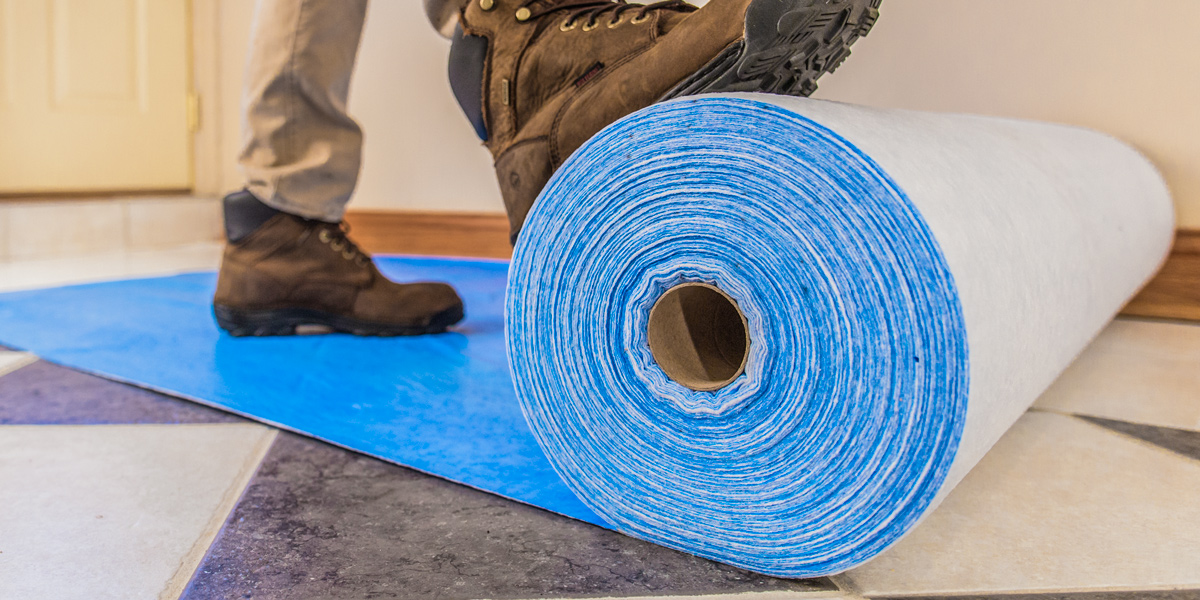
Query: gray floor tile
183 432 834 600
0 360 243 425
1081 416 1200 462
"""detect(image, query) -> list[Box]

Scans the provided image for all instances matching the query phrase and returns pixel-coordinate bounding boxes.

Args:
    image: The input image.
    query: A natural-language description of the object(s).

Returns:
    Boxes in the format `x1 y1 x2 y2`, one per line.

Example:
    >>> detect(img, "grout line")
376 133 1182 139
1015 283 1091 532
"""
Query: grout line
1026 406 1074 417
158 425 279 600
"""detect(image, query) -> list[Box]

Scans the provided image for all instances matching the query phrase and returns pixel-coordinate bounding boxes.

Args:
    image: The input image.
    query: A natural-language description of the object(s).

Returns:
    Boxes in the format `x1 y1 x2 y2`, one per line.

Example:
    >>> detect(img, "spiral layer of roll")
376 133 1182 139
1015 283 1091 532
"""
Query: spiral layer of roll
507 97 970 576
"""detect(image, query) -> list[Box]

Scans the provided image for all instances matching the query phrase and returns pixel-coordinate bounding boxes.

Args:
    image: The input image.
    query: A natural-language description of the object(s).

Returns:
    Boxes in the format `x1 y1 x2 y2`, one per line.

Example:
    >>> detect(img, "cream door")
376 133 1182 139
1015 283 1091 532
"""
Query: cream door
0 0 191 193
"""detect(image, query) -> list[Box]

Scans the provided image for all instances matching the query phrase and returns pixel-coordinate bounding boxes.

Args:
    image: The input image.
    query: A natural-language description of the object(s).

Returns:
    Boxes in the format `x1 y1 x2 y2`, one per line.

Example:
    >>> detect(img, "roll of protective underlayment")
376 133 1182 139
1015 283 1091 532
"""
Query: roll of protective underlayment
505 94 1175 577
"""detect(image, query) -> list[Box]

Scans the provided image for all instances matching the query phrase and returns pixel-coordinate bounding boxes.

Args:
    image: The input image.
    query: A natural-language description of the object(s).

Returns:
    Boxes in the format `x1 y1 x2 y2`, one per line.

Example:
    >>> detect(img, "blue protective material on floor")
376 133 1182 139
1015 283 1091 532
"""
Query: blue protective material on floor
0 257 602 526
0 97 974 580
507 97 968 577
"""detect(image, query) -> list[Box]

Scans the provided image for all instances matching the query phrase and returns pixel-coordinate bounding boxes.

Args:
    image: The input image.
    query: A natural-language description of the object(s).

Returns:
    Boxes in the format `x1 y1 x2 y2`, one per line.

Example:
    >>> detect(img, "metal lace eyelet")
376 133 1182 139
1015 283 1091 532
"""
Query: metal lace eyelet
329 240 345 252
560 18 577 31
515 7 531 21
318 230 333 244
581 20 598 31
356 256 369 267
342 250 357 260
607 15 624 28
631 12 651 24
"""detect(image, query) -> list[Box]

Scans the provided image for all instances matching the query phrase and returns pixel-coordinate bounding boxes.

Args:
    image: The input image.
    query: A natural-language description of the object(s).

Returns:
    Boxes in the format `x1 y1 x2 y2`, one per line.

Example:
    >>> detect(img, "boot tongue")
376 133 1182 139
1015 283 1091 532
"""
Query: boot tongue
449 26 490 141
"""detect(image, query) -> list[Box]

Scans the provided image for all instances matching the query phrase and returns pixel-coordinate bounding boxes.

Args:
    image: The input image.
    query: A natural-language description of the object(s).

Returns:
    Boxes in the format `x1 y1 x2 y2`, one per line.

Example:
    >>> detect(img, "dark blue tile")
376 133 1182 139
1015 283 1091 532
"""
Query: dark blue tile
184 432 832 600
0 360 243 425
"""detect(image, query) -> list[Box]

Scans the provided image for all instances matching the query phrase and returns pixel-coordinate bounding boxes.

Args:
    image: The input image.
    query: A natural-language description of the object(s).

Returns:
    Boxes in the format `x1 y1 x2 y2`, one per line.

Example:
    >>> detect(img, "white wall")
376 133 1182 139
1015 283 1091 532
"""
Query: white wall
208 0 1200 227
814 0 1200 229
350 2 502 213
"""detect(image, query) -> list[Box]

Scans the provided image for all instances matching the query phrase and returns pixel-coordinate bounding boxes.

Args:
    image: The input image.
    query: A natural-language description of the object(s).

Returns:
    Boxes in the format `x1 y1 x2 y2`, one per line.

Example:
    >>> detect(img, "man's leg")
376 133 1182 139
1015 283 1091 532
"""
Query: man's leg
240 0 367 222
214 0 464 338
240 0 468 217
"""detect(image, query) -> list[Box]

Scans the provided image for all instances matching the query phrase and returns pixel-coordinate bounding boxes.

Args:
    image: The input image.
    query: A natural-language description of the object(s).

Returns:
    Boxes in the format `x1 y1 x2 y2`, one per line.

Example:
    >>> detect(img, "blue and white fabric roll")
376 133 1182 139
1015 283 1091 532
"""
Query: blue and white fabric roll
505 94 1173 577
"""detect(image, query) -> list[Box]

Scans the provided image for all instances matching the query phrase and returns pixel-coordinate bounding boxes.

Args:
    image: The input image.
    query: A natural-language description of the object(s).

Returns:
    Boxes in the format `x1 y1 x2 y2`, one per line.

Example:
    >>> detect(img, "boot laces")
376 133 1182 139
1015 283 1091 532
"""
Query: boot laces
522 0 695 28
310 222 371 266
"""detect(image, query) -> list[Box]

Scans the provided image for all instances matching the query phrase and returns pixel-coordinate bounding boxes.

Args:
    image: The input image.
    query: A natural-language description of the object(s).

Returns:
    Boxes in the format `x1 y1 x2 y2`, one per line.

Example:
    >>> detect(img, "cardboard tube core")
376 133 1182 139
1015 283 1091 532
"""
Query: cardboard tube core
647 283 750 392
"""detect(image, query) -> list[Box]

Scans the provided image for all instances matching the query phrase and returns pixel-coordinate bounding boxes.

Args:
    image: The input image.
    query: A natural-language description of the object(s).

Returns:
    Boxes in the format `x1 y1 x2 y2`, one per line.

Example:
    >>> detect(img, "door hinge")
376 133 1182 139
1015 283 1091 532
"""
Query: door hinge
186 92 201 132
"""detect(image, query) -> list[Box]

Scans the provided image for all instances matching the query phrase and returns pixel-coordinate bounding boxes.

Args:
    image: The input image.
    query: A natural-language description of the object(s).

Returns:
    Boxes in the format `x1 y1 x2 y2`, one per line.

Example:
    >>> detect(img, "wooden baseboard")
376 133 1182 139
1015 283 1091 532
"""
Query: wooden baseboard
344 210 513 260
346 209 1200 323
1123 229 1200 322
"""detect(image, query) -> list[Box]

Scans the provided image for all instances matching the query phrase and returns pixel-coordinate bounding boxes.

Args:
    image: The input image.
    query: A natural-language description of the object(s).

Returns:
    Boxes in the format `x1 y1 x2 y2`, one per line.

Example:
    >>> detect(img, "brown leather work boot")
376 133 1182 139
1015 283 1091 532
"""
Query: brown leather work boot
448 0 881 241
213 191 464 337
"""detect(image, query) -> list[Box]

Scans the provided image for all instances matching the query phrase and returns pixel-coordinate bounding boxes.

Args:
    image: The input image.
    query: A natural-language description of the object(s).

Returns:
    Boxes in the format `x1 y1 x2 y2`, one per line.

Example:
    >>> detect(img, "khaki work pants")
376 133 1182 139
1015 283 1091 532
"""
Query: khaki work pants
241 0 463 221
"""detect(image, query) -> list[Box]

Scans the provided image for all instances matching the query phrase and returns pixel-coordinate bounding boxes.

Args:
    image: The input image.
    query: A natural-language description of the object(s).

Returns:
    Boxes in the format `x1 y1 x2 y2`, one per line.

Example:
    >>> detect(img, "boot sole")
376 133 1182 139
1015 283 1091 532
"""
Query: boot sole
663 0 881 100
213 304 465 338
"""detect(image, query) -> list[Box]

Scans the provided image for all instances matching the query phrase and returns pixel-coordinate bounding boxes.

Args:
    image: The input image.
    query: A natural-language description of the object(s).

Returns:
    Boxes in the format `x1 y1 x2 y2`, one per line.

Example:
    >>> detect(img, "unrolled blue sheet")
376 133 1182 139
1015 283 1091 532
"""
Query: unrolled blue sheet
0 257 602 526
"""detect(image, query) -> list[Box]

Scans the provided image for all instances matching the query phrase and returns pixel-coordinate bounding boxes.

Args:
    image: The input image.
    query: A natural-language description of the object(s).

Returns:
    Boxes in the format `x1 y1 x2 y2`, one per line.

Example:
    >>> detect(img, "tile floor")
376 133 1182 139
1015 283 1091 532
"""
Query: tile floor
0 196 222 262
0 247 1198 600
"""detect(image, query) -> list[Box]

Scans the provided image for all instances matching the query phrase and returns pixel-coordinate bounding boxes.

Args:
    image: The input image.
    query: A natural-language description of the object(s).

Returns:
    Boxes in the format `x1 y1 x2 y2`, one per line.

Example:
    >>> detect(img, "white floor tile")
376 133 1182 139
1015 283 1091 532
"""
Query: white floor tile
838 412 1200 596
126 197 222 250
5 201 127 260
0 242 223 293
1035 318 1200 432
0 351 37 377
0 424 276 600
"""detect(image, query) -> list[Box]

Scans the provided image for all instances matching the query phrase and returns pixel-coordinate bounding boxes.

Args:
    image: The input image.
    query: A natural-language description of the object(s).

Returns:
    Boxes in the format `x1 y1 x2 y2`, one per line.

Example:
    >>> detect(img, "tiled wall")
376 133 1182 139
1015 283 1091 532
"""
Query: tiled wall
0 197 223 262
